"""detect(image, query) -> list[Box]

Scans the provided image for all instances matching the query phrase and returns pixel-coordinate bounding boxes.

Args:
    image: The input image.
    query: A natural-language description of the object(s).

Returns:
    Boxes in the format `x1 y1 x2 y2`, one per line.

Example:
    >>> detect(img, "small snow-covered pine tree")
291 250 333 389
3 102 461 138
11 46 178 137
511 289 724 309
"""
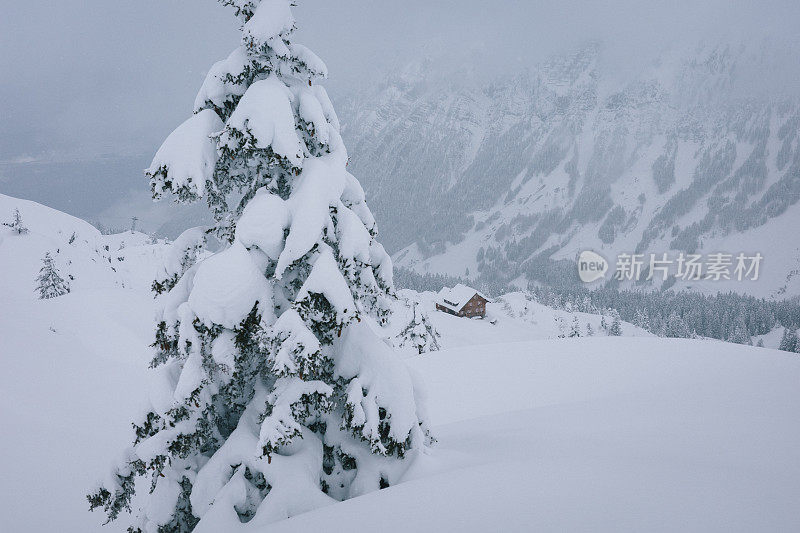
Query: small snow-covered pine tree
557 316 567 338
3 208 29 234
728 314 752 345
89 2 431 530
665 311 691 338
585 322 594 336
35 252 69 299
568 315 581 337
607 310 623 336
151 227 207 295
398 302 441 354
633 308 651 331
779 327 798 353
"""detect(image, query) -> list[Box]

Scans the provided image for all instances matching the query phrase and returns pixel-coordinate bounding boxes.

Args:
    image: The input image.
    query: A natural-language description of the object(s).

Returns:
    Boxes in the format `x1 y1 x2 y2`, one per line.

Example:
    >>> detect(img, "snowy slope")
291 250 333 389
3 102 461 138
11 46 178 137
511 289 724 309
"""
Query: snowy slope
263 337 800 532
0 193 171 296
1 196 798 531
0 195 161 532
340 43 800 298
385 289 650 353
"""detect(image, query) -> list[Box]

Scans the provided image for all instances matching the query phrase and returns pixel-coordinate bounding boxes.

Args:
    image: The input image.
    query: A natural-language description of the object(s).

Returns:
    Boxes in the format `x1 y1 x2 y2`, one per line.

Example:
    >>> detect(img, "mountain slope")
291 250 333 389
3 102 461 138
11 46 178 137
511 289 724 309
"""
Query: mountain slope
0 194 160 532
340 43 800 298
2 196 798 531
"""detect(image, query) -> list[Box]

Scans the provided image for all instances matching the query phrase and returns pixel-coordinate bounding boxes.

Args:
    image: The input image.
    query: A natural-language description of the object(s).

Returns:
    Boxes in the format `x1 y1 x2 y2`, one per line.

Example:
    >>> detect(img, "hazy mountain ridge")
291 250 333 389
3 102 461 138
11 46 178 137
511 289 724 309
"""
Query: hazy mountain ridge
340 42 800 297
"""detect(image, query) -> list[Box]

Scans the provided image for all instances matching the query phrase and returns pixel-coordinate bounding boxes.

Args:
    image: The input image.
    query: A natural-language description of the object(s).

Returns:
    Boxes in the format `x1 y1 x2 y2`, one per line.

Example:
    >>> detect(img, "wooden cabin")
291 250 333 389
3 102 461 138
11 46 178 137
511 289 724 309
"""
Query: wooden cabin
435 284 488 318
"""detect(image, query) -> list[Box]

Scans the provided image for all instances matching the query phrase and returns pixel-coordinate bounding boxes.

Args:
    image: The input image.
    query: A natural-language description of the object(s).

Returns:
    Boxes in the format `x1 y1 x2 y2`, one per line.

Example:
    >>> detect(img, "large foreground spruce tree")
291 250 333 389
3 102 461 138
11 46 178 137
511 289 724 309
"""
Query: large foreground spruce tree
89 1 431 530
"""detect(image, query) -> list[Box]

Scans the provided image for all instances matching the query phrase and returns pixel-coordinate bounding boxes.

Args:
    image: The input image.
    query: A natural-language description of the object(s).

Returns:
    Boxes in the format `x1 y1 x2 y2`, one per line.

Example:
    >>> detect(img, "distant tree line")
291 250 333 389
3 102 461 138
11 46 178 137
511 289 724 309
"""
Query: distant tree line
527 284 800 346
393 267 511 297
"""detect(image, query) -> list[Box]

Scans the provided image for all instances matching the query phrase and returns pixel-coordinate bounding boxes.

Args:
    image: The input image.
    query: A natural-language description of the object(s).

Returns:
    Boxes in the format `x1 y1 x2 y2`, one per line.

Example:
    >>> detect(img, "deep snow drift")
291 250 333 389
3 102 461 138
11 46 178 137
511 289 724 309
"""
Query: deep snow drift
0 194 162 532
1 194 798 531
269 337 800 532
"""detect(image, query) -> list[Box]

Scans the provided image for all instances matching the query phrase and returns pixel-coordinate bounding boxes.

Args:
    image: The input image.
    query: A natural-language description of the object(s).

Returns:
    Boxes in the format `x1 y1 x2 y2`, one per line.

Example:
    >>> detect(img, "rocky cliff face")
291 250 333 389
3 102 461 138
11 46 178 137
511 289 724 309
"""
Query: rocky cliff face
339 42 800 297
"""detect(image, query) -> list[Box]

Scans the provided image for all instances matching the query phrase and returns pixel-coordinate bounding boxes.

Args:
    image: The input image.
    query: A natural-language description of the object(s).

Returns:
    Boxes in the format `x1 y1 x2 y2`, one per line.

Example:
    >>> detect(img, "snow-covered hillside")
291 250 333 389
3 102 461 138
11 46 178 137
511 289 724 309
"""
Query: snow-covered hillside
0 195 163 532
268 337 800 532
340 42 800 298
387 289 650 352
2 196 799 531
0 194 172 295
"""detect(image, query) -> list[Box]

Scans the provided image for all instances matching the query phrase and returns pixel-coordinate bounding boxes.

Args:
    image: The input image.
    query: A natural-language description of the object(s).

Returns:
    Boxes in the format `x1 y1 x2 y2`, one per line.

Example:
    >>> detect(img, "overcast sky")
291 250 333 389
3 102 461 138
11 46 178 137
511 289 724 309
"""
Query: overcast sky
2 0 799 162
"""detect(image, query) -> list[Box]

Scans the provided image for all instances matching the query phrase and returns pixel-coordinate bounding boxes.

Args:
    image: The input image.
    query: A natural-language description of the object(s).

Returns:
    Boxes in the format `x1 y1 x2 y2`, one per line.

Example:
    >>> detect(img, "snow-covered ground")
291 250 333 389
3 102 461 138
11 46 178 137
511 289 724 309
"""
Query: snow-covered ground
2 194 799 531
269 338 800 532
388 289 650 352
0 195 159 532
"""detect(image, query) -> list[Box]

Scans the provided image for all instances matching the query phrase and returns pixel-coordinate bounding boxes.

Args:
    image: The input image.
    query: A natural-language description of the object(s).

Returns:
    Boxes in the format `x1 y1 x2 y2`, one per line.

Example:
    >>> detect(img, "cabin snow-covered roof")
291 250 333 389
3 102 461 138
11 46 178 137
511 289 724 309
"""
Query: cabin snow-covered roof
436 284 487 312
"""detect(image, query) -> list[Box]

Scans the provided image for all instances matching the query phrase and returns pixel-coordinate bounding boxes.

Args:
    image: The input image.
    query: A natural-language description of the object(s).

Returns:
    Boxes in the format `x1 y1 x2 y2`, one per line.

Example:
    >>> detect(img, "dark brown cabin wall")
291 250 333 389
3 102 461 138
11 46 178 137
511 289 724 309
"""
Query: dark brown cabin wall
462 294 488 318
459 294 486 318
437 291 488 318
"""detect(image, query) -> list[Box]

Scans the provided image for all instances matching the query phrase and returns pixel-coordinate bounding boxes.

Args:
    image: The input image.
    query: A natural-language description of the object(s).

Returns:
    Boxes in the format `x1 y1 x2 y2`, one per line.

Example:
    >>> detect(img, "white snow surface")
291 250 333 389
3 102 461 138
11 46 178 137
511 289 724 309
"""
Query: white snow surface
268 309 321 375
2 195 799 532
193 46 249 113
335 204 372 265
298 87 331 145
220 75 303 166
242 0 294 44
275 153 347 277
335 321 421 448
235 188 290 260
160 226 207 279
296 246 356 317
311 85 339 131
290 43 328 78
265 337 800 533
0 195 165 532
189 241 272 329
147 109 223 198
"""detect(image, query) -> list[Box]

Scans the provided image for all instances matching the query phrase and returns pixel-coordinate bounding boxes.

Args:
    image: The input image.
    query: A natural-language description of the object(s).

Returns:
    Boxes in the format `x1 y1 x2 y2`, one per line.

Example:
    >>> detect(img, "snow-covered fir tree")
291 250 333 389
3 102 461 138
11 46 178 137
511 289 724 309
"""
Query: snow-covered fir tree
633 308 651 332
557 316 567 338
3 208 29 235
568 315 581 337
35 252 69 299
607 310 623 336
151 227 207 295
779 327 798 353
398 302 441 354
728 314 752 345
664 311 691 338
585 322 594 336
89 2 431 530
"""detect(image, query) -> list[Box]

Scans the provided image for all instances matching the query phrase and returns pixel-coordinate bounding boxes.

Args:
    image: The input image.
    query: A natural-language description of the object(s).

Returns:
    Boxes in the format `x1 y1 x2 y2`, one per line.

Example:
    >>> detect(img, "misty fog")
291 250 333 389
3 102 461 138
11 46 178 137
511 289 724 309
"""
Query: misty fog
2 1 798 160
